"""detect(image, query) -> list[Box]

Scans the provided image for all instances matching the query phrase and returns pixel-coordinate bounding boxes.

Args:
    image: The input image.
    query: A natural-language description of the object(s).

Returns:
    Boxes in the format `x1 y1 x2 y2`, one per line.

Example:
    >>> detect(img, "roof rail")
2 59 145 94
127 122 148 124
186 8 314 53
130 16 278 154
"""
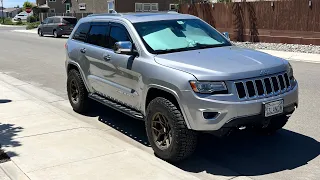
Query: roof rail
87 11 122 17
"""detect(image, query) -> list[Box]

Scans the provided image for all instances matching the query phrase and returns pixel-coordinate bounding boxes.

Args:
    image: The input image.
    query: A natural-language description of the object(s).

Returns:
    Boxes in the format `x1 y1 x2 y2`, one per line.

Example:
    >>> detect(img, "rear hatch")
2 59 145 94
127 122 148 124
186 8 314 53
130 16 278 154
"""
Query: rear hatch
60 17 77 31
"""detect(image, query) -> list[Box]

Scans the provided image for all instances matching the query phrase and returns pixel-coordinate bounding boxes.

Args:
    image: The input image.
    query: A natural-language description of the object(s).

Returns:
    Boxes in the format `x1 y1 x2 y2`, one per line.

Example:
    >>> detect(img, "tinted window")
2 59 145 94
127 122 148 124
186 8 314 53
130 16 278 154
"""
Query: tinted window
72 22 90 42
87 25 110 48
43 18 49 24
109 26 131 49
53 18 60 23
48 18 54 23
63 18 77 25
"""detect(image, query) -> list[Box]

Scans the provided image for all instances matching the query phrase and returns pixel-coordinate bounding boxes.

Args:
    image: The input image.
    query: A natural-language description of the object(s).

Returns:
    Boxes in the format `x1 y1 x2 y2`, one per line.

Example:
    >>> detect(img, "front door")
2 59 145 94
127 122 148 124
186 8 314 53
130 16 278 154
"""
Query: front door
102 22 141 109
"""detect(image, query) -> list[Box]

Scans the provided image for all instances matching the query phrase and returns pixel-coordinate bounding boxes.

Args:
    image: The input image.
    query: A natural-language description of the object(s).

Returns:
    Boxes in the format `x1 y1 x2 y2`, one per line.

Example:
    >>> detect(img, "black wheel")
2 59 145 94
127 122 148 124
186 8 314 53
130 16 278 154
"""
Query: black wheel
67 69 90 114
38 29 43 37
259 115 289 135
146 97 198 163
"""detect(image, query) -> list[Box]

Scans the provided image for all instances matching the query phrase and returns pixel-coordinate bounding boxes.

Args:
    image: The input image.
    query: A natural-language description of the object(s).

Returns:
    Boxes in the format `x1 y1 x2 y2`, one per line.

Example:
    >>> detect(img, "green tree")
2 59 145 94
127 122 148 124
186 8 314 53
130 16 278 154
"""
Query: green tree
23 1 33 11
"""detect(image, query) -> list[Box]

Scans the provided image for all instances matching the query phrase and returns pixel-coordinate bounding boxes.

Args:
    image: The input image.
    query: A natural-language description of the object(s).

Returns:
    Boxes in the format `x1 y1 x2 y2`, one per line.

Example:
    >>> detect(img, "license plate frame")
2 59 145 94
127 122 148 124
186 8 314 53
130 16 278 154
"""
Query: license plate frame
263 99 284 117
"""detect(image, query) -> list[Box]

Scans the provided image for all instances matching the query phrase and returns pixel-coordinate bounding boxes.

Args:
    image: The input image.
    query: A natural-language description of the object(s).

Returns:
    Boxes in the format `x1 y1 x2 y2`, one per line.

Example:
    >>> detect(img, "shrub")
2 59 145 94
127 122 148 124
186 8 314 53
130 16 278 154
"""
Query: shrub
15 20 24 25
26 22 40 30
0 18 14 25
27 15 37 23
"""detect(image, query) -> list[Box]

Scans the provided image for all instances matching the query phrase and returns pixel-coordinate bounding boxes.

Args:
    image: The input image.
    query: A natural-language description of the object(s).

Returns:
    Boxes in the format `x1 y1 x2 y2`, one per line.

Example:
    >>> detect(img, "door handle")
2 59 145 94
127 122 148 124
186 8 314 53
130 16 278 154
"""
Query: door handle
103 55 111 61
80 48 86 53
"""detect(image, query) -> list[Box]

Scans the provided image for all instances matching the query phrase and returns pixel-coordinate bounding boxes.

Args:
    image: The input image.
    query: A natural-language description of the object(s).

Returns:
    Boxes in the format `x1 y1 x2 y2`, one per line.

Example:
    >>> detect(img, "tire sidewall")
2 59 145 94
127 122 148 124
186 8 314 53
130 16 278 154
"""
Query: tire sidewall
53 30 58 38
67 71 85 111
146 99 179 160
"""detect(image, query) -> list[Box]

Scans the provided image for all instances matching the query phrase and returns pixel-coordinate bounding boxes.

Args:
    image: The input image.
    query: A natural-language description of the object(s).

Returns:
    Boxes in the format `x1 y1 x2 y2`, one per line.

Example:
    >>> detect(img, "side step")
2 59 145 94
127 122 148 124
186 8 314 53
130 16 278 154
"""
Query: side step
89 93 144 120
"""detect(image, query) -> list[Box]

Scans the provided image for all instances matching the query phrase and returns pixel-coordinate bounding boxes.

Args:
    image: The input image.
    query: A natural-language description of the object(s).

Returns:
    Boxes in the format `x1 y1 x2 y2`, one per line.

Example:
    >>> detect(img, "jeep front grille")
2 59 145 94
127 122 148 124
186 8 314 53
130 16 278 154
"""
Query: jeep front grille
235 73 291 99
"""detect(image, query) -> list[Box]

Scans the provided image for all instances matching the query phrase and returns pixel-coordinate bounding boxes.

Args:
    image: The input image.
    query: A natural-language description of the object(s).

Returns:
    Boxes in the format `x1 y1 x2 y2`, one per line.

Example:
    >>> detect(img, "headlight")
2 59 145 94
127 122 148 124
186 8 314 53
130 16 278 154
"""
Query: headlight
189 81 228 94
287 62 293 78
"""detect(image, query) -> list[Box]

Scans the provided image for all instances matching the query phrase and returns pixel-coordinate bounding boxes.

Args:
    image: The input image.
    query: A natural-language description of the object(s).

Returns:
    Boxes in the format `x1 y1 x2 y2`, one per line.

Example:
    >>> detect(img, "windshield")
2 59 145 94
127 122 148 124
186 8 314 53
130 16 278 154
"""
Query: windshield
133 19 232 54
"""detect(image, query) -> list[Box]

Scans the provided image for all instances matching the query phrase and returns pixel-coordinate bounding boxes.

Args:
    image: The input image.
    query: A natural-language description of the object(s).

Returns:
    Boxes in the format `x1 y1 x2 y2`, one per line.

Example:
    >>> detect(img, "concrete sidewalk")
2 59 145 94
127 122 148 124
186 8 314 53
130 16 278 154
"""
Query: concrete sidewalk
0 73 201 180
12 29 37 34
257 49 320 63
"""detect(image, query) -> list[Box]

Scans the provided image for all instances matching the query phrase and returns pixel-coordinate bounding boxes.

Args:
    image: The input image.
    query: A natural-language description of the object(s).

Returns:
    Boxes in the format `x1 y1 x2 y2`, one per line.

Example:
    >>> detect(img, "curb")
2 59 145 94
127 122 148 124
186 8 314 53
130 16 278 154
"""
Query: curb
12 29 37 34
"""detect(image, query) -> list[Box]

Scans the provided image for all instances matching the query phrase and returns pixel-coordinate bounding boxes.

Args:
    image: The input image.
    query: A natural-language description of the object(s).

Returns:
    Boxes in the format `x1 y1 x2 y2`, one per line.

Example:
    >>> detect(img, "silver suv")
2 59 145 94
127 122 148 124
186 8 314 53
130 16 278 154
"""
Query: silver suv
65 12 298 162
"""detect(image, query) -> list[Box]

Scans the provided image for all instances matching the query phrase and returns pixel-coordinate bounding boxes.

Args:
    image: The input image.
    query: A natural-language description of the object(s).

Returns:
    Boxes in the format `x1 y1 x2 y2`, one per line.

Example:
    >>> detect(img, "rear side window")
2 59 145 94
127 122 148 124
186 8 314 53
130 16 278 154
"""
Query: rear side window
63 18 77 25
109 26 131 49
53 18 60 23
86 25 110 48
72 22 90 42
48 18 54 23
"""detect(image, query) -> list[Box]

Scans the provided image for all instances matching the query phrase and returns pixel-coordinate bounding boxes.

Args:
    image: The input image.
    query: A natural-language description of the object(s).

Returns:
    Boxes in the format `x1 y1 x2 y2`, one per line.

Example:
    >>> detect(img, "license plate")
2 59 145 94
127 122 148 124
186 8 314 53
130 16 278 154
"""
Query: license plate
264 100 284 117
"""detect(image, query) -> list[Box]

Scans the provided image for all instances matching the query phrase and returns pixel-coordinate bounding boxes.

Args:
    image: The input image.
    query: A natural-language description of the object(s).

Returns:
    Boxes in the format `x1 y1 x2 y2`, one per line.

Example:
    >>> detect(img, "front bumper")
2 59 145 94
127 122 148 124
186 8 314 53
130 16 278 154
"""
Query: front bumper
180 83 298 131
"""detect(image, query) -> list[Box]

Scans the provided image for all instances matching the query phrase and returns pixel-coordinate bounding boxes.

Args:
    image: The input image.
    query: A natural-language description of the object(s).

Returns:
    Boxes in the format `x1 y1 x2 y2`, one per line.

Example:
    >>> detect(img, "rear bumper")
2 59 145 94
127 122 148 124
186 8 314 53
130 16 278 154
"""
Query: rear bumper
57 29 73 35
180 83 298 131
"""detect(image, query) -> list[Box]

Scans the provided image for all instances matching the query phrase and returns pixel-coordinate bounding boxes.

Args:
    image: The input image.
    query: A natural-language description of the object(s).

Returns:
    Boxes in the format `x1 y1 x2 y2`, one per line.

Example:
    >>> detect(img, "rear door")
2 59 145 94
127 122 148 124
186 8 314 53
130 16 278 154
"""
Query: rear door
83 22 113 96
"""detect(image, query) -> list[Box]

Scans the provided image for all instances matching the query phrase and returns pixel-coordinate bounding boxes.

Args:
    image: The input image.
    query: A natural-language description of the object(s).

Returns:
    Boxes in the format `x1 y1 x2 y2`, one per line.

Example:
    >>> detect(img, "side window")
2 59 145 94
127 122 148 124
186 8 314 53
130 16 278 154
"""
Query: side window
47 18 54 24
109 25 131 49
53 18 60 23
72 22 90 42
86 25 110 48
42 18 49 24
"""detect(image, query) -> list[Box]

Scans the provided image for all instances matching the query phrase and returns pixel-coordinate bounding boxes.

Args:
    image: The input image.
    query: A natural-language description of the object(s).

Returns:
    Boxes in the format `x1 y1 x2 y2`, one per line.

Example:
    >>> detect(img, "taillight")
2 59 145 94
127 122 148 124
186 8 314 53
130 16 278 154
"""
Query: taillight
58 23 66 26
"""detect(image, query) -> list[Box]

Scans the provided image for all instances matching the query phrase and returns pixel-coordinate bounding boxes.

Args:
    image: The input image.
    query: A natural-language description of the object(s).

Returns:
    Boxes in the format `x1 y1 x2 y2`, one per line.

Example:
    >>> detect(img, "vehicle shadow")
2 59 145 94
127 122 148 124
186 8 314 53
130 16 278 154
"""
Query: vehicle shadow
86 102 320 177
0 99 12 104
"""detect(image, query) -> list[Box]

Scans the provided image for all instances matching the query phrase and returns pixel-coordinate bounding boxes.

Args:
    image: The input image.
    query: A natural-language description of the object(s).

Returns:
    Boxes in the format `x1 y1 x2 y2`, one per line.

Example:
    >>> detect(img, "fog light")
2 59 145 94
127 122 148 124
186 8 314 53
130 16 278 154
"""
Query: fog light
203 112 219 119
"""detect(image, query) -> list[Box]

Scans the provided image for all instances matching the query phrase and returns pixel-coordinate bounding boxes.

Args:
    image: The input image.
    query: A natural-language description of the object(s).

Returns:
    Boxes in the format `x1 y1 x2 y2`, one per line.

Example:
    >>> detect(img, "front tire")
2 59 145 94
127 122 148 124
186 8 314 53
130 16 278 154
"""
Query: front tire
38 29 43 37
67 69 90 114
146 97 198 163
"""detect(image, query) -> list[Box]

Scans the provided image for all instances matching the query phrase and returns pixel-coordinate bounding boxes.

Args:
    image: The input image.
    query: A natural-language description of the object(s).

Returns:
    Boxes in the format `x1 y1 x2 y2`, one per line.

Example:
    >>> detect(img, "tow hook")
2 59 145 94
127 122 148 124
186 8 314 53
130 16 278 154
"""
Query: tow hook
262 118 271 128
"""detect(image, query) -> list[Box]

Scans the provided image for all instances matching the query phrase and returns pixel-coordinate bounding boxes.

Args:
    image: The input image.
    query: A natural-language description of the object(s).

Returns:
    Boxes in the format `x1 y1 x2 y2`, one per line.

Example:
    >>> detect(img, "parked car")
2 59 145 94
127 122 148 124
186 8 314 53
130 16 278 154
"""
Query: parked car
38 16 77 38
13 12 28 21
65 12 298 162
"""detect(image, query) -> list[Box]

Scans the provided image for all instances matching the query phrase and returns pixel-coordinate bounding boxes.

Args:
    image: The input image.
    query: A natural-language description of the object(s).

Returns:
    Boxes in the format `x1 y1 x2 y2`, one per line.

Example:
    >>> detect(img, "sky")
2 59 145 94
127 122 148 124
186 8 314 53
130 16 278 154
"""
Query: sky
1 0 36 8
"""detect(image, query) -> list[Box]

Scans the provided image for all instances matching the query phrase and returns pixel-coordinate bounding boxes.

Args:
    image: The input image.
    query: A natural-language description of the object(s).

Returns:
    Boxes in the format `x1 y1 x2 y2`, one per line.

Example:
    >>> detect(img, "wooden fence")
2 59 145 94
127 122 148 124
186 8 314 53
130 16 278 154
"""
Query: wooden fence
179 0 320 45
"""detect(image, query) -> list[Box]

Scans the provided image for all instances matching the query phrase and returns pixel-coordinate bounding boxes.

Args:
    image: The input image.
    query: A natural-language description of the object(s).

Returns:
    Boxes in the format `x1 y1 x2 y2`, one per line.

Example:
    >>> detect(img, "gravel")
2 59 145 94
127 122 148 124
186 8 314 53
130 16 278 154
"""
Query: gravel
232 41 320 54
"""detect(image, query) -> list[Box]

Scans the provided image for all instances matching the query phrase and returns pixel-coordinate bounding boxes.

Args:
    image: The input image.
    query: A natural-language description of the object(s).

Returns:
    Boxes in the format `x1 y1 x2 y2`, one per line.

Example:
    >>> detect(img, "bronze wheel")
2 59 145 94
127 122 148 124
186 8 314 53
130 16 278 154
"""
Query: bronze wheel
152 112 173 150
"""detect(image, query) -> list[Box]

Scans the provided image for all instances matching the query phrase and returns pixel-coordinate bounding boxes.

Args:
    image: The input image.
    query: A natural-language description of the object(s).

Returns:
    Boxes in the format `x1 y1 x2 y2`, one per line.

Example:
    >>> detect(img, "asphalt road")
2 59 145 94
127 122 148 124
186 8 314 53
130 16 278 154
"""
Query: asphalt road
0 27 319 180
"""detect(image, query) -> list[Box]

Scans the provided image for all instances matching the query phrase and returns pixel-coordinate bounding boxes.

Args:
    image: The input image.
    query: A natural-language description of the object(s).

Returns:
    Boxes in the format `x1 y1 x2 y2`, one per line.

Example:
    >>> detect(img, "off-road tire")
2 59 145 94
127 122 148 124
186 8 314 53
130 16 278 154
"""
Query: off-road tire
146 97 198 163
38 29 43 37
67 69 90 114
259 115 289 135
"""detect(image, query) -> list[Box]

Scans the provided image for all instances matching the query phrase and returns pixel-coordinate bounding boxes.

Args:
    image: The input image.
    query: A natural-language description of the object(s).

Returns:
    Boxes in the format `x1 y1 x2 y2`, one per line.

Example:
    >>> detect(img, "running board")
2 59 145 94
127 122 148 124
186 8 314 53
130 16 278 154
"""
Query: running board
89 93 144 120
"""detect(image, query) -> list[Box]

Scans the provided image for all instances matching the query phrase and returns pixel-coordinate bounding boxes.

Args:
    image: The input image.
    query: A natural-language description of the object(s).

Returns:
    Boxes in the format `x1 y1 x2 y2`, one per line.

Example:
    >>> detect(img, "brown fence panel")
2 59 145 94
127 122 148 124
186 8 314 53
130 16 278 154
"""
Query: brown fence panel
179 0 320 45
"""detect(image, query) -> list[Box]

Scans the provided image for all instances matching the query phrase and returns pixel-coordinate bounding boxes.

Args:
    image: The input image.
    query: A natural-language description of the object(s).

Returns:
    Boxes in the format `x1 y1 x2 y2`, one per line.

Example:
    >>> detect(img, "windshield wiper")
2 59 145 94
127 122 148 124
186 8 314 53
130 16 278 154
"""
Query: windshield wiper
154 48 188 54
193 43 227 49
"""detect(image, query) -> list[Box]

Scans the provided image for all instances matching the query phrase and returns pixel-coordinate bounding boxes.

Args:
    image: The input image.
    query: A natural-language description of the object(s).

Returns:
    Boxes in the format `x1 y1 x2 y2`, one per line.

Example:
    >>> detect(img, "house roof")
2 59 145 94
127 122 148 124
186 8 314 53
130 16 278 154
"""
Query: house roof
3 8 21 12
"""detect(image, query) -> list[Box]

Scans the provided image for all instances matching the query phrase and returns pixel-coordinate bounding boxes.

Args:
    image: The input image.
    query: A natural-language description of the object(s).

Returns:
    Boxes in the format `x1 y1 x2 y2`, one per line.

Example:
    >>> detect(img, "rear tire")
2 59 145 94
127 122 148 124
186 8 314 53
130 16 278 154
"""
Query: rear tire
146 97 198 163
53 30 59 38
259 115 289 135
67 69 90 114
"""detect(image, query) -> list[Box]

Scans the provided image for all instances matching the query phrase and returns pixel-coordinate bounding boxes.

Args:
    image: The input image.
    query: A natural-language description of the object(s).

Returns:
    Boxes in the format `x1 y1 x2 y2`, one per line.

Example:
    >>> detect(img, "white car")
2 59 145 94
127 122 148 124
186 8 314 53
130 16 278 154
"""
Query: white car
13 13 28 21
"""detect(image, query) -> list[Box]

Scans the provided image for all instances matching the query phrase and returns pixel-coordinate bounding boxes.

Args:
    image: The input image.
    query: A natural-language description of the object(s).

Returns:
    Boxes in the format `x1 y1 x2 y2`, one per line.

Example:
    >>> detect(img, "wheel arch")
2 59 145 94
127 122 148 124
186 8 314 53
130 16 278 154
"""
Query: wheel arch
66 62 90 92
144 85 191 129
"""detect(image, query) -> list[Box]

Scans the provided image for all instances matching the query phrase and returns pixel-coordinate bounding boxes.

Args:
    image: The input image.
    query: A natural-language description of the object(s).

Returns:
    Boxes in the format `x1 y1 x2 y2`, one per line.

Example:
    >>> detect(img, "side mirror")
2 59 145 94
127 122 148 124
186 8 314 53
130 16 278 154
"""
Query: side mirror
222 32 230 39
114 41 135 55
